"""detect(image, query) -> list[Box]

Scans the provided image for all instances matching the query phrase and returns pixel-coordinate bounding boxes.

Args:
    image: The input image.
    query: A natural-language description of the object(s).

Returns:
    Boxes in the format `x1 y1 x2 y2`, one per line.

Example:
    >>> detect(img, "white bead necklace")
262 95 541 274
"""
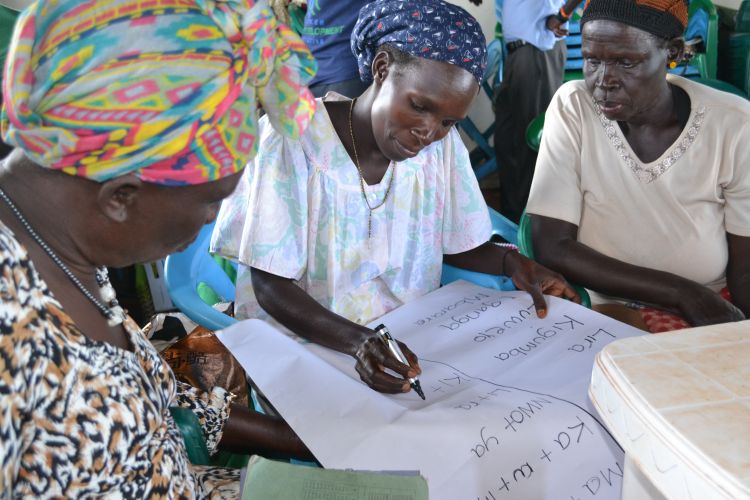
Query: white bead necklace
0 187 126 326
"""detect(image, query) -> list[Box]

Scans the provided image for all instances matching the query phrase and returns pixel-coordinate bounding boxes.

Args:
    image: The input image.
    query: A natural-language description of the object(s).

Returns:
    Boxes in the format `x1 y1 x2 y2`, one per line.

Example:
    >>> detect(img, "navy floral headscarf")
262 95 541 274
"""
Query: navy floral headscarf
351 0 487 85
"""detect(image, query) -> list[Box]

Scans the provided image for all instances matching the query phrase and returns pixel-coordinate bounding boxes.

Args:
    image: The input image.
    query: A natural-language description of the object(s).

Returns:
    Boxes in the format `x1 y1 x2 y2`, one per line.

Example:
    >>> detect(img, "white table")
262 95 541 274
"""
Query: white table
590 320 750 499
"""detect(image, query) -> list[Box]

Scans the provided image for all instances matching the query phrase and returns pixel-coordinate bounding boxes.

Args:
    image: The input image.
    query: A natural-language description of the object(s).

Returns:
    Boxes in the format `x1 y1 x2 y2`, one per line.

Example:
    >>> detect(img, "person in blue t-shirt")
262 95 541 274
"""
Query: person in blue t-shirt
302 0 370 98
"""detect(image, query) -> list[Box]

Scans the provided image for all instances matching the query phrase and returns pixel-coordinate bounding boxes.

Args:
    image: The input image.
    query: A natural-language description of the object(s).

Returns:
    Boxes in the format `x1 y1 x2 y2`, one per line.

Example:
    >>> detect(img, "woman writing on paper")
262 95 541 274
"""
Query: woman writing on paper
212 0 580 395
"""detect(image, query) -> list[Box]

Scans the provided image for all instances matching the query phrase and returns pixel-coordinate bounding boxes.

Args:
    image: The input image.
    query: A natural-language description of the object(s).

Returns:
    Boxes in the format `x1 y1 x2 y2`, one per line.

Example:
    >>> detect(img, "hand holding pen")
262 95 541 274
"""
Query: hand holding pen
352 324 423 395
374 324 425 400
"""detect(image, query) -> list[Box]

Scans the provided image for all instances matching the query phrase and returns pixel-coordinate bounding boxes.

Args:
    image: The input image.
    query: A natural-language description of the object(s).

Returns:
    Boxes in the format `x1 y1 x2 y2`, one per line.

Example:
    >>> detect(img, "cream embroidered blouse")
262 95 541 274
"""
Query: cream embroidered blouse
527 74 750 305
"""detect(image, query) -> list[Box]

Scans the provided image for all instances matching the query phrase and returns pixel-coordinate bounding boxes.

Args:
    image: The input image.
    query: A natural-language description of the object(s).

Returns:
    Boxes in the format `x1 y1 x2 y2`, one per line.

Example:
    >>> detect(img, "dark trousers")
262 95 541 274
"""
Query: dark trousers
495 40 566 223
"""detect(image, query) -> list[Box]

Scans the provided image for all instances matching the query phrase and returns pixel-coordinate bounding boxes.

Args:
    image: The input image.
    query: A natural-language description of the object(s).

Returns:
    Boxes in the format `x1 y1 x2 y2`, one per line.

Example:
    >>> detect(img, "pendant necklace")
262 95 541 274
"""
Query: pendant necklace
348 98 395 238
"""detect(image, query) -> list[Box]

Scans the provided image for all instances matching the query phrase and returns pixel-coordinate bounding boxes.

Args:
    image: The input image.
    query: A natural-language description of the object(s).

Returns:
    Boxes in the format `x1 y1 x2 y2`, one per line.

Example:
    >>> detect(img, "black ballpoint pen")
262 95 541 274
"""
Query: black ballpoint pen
374 324 426 400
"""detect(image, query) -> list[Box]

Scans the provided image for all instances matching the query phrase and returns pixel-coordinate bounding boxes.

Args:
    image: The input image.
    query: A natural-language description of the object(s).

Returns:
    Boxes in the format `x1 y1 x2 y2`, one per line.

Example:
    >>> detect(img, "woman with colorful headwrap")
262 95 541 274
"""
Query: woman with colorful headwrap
211 0 579 394
526 0 750 332
0 0 317 496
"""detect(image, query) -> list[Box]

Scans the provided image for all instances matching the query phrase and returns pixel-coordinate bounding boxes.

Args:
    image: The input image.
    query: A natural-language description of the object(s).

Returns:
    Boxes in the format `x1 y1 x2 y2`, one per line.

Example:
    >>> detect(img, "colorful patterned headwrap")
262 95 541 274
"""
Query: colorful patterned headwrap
1 0 317 186
351 0 487 85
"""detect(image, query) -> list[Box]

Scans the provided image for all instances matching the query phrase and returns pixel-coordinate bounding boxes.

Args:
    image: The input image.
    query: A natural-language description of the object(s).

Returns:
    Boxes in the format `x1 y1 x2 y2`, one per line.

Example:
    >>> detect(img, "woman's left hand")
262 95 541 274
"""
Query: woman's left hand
504 251 581 318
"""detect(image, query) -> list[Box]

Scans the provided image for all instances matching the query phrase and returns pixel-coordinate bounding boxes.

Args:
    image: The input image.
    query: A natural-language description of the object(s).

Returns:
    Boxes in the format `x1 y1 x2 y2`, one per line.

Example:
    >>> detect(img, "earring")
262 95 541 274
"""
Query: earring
668 61 678 69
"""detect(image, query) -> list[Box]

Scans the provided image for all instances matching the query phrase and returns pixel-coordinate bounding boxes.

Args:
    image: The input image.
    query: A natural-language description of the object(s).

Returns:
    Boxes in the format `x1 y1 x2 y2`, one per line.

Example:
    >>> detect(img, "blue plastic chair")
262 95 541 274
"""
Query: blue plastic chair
563 19 584 81
165 207 521 330
164 223 238 331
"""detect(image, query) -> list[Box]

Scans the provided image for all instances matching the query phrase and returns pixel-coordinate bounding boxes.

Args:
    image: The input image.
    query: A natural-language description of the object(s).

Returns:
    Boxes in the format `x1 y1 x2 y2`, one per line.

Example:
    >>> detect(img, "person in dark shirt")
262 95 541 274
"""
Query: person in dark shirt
301 0 371 98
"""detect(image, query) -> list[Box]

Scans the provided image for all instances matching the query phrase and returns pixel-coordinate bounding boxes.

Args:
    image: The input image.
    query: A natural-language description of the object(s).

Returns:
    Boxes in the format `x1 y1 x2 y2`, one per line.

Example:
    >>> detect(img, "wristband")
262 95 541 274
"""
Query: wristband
558 6 571 19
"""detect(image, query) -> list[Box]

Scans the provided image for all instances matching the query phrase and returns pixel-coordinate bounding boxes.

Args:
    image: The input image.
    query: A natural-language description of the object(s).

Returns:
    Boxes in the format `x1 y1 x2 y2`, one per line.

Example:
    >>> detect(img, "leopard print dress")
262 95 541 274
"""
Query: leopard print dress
0 221 240 498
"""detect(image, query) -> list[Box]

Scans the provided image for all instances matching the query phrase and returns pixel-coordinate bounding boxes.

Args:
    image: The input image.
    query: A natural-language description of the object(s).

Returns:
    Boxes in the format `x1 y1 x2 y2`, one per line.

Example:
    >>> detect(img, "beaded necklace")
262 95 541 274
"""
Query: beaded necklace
0 187 126 326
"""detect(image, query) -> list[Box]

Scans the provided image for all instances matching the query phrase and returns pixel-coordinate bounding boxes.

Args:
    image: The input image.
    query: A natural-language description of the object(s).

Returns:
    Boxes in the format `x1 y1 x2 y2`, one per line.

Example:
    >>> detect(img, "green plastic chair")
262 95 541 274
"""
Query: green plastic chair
687 0 719 80
518 213 591 308
170 408 212 465
0 6 18 75
170 407 250 468
738 0 750 32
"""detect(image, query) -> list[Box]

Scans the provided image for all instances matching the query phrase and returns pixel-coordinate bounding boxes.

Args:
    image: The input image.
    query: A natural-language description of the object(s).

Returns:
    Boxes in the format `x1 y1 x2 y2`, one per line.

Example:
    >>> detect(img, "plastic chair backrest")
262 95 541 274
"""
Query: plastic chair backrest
488 206 518 246
457 38 504 181
170 406 251 468
564 19 584 81
164 222 238 331
737 0 750 32
518 213 592 308
170 407 212 465
687 0 719 79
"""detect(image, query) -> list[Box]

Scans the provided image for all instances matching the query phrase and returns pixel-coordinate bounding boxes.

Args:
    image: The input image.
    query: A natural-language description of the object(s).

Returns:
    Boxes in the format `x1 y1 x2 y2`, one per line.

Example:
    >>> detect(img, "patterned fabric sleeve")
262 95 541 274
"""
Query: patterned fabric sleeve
0 237 36 491
193 465 241 498
174 381 236 456
441 127 492 254
210 115 310 280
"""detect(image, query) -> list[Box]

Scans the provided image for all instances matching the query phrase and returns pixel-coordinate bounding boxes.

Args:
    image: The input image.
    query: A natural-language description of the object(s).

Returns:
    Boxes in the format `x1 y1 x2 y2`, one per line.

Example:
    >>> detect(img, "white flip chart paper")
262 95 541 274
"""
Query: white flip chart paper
218 281 645 500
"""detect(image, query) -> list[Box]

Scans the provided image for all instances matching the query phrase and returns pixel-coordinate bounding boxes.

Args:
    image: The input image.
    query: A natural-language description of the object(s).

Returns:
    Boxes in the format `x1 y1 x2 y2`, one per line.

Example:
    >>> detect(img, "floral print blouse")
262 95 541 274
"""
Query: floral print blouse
0 220 239 498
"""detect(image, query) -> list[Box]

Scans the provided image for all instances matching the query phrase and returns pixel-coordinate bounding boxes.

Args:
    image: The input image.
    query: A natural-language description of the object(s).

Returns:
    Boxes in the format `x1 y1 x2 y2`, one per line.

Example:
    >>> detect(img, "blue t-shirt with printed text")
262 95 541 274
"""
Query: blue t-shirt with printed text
302 0 369 86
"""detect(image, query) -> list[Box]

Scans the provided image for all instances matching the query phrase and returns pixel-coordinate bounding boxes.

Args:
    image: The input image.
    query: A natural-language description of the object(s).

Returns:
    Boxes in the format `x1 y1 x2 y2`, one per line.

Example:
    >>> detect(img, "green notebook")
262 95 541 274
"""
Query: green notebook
241 456 428 500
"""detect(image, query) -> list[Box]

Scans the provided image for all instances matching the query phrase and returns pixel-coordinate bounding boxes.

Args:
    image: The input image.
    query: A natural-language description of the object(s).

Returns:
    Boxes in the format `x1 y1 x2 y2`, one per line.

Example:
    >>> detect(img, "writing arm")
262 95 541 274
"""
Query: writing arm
250 267 420 393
